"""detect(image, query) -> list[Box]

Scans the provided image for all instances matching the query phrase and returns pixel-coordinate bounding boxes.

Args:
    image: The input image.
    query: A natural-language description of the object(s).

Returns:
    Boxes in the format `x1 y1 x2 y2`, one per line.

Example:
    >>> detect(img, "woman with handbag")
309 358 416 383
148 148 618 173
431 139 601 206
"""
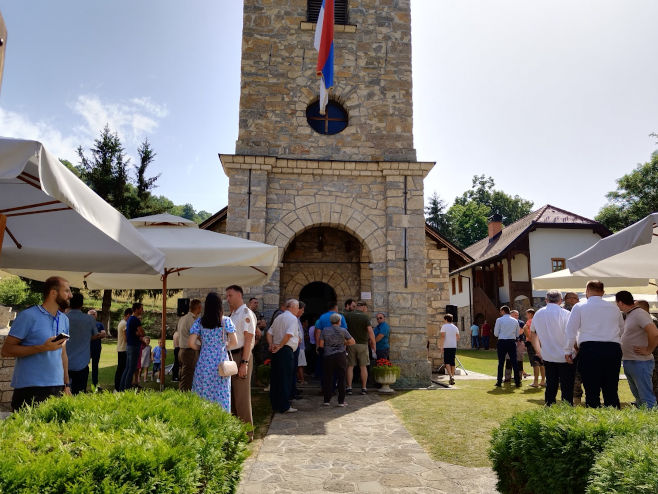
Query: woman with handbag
188 292 238 412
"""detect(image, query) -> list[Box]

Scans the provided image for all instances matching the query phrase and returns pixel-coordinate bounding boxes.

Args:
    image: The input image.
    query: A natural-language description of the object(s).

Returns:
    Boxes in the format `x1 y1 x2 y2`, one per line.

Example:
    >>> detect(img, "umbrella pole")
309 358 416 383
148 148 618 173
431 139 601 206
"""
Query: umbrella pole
160 270 169 391
0 214 6 260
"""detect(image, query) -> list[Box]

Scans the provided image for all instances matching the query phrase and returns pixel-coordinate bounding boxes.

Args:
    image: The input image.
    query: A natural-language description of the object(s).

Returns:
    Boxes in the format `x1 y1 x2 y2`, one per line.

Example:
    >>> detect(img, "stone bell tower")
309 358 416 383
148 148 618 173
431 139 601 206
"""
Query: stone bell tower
221 0 435 386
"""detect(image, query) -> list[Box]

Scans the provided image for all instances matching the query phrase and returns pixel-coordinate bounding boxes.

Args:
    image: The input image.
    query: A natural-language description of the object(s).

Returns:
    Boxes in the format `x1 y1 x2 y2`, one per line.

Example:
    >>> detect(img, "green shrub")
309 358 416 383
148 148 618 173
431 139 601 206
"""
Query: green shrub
0 390 249 493
371 365 400 380
489 405 658 494
587 433 658 494
0 276 28 307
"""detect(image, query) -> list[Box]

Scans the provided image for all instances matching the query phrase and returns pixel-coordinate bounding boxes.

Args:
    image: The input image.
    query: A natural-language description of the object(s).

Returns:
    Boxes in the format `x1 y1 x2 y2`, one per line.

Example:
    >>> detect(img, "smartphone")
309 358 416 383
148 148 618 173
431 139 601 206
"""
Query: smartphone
53 333 70 342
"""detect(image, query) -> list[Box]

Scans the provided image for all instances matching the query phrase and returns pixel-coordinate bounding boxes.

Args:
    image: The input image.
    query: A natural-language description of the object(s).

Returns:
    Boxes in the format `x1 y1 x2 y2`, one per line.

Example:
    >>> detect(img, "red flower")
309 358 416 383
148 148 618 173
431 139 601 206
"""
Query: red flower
263 359 271 366
375 358 393 367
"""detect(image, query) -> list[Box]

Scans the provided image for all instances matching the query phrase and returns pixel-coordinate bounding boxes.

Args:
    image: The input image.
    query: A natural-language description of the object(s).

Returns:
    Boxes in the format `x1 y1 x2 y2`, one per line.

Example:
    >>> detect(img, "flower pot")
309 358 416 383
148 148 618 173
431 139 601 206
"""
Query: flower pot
374 371 397 394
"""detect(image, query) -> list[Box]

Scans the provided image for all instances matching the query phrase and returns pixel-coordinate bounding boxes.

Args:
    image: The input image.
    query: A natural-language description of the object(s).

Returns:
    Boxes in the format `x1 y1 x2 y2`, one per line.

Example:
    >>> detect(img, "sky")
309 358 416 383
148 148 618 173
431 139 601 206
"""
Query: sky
1 0 657 220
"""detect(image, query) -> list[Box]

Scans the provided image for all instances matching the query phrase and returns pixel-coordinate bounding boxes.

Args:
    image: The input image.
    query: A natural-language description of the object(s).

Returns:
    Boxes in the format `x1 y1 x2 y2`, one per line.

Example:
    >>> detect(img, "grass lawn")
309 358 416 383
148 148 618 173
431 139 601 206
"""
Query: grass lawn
386 379 636 467
456 349 625 376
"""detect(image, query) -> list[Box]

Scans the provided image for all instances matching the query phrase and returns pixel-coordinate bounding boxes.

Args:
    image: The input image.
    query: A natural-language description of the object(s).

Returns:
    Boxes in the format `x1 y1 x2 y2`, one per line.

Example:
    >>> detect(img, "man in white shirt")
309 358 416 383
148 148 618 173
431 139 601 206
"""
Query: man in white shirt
439 314 460 385
494 306 521 387
564 280 624 408
226 285 257 436
268 299 300 413
530 290 574 405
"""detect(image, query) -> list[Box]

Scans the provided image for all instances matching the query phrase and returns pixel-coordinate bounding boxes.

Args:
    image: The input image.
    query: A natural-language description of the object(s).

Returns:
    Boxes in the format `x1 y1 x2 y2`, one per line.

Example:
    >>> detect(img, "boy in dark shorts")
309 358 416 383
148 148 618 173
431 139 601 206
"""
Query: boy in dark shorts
439 314 460 385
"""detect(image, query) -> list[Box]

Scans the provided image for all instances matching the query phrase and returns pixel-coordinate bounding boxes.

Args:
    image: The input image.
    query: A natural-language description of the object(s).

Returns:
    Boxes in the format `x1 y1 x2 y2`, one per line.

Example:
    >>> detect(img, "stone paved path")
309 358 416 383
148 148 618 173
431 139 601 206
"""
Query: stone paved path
238 392 498 493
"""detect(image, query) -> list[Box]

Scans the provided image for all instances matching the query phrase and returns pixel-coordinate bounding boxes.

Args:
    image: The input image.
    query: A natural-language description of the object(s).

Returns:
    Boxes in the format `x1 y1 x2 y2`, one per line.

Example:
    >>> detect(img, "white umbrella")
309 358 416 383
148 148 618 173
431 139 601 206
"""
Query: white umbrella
0 137 165 274
532 268 657 294
15 213 279 388
567 213 658 278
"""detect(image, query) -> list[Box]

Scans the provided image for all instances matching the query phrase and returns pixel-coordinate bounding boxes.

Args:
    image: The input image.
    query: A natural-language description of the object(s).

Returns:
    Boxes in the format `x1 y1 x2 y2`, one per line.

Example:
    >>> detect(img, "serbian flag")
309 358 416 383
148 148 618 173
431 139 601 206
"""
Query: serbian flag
314 0 334 115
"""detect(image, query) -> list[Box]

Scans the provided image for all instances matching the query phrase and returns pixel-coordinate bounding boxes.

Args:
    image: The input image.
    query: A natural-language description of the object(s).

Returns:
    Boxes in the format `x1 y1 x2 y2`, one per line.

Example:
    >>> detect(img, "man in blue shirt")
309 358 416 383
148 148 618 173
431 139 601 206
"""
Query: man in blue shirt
119 302 145 391
87 309 106 390
374 313 390 361
494 305 521 388
1 276 73 410
66 293 102 394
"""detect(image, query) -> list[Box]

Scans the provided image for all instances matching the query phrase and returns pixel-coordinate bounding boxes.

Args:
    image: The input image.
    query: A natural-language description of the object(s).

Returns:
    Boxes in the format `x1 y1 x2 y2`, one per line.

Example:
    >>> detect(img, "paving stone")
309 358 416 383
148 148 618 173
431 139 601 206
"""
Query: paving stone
238 393 498 493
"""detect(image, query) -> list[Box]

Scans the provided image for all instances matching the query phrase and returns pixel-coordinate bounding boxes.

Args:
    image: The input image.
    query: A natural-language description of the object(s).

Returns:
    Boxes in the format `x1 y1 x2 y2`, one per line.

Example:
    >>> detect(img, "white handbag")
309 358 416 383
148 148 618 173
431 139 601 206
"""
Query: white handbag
217 323 238 377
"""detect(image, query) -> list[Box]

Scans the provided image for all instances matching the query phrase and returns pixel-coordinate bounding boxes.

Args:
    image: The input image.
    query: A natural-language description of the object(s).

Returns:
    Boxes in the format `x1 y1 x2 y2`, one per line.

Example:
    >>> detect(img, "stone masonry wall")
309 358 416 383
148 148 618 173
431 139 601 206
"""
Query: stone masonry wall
237 0 416 162
0 331 14 410
425 237 451 371
222 156 434 386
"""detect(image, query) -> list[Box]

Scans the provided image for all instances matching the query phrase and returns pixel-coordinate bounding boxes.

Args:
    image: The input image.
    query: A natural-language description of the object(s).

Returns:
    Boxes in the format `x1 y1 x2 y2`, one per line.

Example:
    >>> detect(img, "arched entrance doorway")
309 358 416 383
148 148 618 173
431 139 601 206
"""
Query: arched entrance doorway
299 281 337 324
280 226 372 319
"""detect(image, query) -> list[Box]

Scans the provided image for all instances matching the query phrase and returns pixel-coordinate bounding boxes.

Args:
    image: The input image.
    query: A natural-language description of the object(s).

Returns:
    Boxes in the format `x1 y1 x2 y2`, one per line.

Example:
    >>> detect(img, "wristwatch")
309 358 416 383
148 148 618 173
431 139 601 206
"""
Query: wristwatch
64 383 70 388
240 359 249 365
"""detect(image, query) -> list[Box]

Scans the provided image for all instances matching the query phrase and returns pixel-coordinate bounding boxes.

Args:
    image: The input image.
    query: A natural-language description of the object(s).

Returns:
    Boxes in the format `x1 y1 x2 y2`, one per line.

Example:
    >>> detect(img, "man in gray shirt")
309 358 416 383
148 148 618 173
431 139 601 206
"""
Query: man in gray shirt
66 293 102 394
319 313 355 406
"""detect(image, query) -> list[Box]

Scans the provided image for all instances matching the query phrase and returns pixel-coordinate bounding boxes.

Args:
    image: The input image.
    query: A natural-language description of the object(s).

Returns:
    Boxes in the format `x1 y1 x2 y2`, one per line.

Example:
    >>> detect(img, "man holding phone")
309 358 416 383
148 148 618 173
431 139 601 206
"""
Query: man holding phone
1 276 73 410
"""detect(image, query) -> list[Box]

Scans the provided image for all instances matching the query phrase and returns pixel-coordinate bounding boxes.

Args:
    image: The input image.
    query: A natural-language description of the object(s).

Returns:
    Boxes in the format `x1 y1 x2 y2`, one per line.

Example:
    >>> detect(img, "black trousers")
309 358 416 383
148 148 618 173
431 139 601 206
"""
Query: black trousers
69 367 89 395
544 361 576 405
497 339 519 385
114 351 127 391
578 341 622 408
323 352 347 404
172 347 180 381
270 345 294 413
90 348 101 386
11 386 64 411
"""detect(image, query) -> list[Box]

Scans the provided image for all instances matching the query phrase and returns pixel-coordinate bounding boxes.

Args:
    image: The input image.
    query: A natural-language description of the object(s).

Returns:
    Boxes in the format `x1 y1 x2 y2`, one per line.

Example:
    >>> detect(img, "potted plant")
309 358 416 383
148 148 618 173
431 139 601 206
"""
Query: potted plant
371 358 400 393
256 359 271 391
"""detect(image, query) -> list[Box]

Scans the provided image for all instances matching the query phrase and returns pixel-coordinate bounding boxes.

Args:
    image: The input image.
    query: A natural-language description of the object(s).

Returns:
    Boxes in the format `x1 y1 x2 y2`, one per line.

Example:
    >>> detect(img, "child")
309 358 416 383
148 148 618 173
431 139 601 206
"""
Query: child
140 336 152 383
152 340 166 383
439 314 460 385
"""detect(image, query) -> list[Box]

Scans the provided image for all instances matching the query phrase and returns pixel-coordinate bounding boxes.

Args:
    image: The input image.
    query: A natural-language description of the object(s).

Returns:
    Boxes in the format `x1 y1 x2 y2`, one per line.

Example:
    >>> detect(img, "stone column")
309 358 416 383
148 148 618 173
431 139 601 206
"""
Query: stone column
0 330 15 410
384 172 431 387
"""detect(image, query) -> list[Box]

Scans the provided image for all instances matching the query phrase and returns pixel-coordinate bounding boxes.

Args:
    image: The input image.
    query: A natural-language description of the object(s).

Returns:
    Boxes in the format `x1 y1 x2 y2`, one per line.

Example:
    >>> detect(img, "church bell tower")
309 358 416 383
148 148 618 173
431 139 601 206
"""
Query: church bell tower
221 0 435 386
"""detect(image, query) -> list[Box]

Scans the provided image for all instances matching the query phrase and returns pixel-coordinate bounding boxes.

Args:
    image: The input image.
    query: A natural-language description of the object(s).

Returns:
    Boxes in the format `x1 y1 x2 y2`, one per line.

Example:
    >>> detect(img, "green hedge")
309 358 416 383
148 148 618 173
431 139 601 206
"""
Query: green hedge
0 391 249 493
489 405 658 494
587 433 658 494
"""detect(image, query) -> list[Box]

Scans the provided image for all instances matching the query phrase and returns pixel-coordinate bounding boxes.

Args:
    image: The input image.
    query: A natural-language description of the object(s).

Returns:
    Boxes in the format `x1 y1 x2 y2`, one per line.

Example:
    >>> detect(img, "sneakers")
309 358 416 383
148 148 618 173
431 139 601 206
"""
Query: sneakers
495 382 502 387
360 388 367 395
449 377 455 385
323 402 331 406
338 403 347 407
346 388 353 395
284 407 298 413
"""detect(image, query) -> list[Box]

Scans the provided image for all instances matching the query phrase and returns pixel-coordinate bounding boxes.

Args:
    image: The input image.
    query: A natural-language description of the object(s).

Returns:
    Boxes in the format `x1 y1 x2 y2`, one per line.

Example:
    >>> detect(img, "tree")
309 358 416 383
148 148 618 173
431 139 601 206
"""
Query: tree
595 151 658 232
425 192 452 238
453 175 534 226
432 175 534 249
77 125 132 217
77 127 161 327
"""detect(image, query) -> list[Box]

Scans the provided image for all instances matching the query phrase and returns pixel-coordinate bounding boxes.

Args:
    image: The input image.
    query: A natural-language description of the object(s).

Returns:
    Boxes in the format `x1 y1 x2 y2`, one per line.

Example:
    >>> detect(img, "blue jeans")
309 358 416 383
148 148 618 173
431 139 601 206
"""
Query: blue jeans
120 345 141 391
623 359 656 408
471 336 480 349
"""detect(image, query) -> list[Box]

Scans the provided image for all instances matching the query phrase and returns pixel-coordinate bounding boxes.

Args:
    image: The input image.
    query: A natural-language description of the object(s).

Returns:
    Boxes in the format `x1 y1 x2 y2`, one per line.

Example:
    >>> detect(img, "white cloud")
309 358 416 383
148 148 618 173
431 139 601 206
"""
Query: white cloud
71 94 168 145
0 94 168 162
0 107 80 161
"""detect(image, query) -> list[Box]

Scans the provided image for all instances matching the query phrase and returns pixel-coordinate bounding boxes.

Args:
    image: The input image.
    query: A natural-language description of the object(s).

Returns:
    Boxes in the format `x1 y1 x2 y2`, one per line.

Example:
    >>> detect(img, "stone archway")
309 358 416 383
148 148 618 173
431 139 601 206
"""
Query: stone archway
280 226 371 315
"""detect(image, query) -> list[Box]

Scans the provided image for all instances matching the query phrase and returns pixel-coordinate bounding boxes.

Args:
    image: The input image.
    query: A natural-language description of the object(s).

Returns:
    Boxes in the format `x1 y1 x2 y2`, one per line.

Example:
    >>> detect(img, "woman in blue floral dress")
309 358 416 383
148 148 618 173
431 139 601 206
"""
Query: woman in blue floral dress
188 292 237 412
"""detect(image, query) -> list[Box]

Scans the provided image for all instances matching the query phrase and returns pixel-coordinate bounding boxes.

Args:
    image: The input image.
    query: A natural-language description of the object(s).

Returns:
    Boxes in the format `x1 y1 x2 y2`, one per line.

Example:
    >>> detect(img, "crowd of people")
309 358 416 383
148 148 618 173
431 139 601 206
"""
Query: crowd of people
461 281 658 408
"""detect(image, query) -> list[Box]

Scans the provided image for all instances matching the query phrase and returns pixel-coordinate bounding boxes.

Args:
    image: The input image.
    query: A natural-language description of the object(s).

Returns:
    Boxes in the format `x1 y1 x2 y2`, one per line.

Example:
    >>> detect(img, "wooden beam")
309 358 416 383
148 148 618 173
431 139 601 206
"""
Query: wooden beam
0 214 6 260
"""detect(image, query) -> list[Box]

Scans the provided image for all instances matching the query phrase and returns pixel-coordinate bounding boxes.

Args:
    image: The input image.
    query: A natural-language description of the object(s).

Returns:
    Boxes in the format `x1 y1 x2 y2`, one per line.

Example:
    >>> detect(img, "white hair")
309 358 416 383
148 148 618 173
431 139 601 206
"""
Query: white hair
285 298 299 309
546 290 562 304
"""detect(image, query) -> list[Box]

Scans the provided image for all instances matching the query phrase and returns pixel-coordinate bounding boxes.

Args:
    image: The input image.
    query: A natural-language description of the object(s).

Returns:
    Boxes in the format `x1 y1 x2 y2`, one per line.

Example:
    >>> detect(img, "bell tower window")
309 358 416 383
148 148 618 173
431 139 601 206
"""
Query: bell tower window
307 0 349 25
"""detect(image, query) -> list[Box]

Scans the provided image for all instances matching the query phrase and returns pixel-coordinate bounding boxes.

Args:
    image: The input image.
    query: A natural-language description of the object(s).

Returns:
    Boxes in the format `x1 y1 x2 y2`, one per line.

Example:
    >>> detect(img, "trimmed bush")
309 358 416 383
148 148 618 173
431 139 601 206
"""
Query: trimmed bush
0 276 28 307
489 405 658 494
587 433 658 494
0 390 249 493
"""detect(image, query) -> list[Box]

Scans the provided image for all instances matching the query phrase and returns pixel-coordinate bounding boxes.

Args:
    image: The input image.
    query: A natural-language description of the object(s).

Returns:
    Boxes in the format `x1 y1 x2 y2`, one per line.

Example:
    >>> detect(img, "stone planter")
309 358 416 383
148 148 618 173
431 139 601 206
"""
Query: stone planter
374 370 398 394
